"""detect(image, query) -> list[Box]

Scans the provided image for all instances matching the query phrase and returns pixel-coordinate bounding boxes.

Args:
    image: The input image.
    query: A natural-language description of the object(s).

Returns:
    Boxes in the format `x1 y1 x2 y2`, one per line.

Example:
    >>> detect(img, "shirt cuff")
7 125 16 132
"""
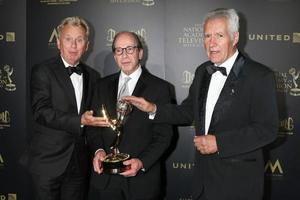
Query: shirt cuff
148 104 157 120
95 148 105 155
148 112 156 120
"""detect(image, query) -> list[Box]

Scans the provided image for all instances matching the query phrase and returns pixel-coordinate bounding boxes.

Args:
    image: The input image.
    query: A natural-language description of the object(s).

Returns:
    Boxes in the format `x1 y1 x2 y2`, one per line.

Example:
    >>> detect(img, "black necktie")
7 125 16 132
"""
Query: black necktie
206 65 227 76
67 65 82 76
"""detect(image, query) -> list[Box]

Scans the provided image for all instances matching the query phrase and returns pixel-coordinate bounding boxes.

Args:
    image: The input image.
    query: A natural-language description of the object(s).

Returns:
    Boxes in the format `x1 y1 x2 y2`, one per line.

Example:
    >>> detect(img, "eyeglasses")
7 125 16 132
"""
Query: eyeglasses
113 46 138 55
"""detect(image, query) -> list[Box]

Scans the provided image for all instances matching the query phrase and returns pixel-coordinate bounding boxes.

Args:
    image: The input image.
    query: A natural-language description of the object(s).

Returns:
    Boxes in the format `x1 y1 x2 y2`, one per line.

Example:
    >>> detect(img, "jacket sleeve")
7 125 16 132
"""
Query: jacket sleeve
86 80 105 154
155 67 203 125
138 82 173 171
31 64 81 135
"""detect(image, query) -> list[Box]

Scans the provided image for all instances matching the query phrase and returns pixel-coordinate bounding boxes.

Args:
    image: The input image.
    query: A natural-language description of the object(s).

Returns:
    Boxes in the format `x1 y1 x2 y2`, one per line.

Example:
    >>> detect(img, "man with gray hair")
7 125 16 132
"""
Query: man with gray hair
124 8 278 200
21 16 102 200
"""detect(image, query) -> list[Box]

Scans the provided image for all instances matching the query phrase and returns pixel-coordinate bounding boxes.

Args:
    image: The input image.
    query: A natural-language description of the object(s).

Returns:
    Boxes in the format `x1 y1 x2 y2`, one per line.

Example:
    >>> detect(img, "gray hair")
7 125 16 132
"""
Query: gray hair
203 8 239 40
57 16 90 39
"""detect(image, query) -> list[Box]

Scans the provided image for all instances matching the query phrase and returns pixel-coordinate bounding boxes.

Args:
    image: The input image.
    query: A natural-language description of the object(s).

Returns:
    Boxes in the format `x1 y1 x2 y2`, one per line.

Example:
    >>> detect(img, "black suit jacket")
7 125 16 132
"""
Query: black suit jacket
155 53 278 200
23 56 100 177
88 68 173 199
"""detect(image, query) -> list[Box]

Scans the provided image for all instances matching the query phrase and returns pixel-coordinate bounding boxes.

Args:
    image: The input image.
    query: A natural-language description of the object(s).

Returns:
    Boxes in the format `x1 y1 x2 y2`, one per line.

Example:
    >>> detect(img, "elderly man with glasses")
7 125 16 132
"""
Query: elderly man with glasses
87 31 173 200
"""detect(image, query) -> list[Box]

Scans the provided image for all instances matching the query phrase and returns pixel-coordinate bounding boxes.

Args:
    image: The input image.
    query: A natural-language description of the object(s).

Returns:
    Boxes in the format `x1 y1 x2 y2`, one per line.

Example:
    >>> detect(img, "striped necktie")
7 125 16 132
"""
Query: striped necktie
118 76 131 100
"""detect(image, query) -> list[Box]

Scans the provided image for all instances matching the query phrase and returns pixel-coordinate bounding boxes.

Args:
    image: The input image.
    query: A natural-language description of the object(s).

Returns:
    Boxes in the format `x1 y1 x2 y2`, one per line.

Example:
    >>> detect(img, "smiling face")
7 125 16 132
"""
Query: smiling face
113 32 143 75
203 17 239 65
56 24 89 65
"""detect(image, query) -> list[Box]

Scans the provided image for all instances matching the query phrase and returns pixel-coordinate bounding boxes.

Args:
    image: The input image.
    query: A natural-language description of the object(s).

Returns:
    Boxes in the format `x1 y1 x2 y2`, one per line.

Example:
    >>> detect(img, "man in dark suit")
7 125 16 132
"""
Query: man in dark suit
22 16 101 200
124 8 278 200
87 31 173 200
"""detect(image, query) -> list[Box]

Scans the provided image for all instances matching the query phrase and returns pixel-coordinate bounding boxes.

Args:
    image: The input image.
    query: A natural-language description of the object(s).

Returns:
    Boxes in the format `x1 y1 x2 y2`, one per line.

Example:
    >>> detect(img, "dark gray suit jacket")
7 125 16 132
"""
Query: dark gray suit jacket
23 55 100 178
155 53 278 200
88 68 173 199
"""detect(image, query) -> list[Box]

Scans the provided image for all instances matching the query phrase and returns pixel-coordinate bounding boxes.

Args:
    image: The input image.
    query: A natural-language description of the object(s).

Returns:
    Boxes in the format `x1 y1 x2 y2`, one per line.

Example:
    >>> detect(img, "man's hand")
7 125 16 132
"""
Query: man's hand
93 150 107 174
120 158 143 177
81 110 110 127
122 96 156 113
194 135 218 154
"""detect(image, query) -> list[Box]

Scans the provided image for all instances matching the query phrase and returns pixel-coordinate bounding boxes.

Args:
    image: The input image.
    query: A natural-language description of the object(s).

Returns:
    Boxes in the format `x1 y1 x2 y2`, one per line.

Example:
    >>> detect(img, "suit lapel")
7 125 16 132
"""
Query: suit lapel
107 74 119 119
132 70 146 97
130 68 147 115
79 64 89 114
209 53 245 130
196 66 212 135
52 57 78 109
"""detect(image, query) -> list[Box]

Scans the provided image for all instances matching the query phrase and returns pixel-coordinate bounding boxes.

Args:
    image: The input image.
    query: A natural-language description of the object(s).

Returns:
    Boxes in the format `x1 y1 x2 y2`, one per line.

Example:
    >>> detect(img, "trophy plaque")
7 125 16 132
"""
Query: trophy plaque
101 100 132 174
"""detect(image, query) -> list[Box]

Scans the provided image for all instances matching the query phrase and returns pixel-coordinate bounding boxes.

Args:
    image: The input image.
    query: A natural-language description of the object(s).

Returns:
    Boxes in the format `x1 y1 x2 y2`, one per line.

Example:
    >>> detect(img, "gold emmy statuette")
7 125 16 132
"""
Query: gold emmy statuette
101 101 132 174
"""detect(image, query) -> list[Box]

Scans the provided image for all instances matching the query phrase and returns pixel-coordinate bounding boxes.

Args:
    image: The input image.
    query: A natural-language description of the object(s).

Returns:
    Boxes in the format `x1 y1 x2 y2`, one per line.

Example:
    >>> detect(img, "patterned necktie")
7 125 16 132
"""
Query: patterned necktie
67 65 82 76
118 76 131 99
206 65 227 76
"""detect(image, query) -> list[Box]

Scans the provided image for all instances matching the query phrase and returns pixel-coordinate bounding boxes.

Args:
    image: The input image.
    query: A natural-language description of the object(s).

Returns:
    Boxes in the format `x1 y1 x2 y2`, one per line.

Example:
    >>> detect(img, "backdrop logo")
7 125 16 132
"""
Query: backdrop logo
173 162 194 170
106 28 147 46
0 110 10 130
265 159 284 177
0 32 16 42
293 32 300 43
278 116 294 136
181 70 194 88
249 32 300 44
0 65 16 92
106 29 116 46
278 117 294 136
0 154 4 169
109 0 155 7
40 0 78 5
0 194 17 200
178 24 203 47
48 28 58 48
275 68 300 96
142 0 154 6
289 68 300 96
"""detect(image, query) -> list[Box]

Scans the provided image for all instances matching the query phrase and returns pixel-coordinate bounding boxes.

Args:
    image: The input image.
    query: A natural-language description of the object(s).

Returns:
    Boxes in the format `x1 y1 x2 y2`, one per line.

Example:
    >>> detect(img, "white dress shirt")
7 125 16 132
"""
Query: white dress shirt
61 57 83 114
205 50 239 134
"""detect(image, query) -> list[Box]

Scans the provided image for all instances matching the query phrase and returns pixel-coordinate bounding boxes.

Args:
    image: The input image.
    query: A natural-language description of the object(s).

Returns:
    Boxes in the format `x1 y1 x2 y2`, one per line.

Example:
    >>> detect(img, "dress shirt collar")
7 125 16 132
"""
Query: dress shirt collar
61 56 79 68
119 65 142 84
215 50 239 75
